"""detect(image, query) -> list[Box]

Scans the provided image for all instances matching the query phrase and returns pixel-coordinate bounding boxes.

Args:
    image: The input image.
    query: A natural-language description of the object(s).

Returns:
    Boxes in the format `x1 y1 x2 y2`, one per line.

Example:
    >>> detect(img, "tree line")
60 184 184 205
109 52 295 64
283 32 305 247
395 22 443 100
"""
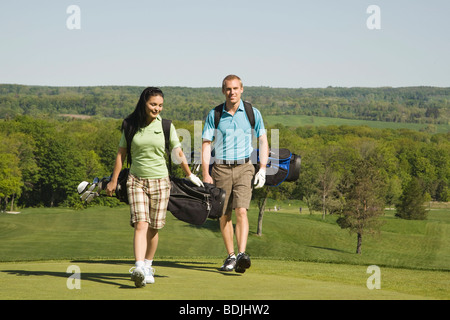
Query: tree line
1 84 449 125
1 115 448 211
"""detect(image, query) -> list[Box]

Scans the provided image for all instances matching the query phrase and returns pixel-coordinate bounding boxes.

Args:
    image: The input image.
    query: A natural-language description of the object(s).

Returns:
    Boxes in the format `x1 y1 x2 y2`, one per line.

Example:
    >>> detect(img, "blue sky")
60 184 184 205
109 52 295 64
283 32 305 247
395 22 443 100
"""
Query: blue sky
0 0 449 88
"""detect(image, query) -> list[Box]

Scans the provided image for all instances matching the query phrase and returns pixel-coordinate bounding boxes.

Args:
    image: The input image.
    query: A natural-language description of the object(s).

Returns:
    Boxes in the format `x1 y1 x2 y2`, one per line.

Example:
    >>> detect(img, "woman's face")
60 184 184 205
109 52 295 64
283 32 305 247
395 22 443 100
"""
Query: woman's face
145 95 164 123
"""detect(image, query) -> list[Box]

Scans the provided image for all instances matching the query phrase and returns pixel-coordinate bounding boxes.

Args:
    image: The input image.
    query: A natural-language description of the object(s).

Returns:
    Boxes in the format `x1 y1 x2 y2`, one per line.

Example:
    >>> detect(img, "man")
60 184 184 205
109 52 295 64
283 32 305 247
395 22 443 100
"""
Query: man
202 75 268 273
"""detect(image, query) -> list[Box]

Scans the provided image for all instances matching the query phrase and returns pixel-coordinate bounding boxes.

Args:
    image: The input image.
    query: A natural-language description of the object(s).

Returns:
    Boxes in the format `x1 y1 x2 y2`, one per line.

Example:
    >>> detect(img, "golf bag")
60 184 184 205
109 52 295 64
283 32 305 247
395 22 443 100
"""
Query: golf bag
112 168 226 225
168 177 226 225
115 168 130 204
253 148 301 186
193 147 302 187
159 119 226 224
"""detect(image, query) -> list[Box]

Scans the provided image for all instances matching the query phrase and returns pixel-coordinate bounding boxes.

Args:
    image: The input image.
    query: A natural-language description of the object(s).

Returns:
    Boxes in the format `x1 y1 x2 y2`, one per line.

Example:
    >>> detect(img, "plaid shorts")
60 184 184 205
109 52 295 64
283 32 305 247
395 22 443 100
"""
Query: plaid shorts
127 173 171 229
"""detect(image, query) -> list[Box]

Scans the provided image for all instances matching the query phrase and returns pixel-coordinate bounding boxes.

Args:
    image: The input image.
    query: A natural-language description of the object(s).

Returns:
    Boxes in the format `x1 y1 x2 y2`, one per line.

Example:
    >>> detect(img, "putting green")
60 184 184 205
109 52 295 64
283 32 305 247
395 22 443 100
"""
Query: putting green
0 259 444 300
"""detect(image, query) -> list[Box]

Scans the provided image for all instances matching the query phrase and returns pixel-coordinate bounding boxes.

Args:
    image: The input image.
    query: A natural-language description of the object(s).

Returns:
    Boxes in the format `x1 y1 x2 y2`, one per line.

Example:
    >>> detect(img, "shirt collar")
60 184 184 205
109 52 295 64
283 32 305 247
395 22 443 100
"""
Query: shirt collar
146 115 161 126
223 99 244 112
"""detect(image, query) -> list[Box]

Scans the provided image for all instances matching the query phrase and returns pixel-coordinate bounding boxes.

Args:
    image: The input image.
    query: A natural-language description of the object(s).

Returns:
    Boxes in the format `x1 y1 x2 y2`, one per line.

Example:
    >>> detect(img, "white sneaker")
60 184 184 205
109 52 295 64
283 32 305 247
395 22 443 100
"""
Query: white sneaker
219 254 236 271
129 266 146 288
144 266 155 284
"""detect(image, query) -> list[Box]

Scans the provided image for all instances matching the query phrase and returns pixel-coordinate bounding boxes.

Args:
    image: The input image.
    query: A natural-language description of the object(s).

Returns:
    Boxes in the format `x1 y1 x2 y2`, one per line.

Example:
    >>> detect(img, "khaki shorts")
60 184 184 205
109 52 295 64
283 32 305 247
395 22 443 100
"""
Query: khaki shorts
127 173 170 229
211 162 255 216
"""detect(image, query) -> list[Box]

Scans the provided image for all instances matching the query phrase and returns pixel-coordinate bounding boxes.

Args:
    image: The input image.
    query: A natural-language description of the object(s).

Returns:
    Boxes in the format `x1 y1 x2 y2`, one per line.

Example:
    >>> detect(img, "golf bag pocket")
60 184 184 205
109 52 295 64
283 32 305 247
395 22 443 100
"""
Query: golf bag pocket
203 183 227 220
253 148 301 186
168 177 226 225
116 168 130 204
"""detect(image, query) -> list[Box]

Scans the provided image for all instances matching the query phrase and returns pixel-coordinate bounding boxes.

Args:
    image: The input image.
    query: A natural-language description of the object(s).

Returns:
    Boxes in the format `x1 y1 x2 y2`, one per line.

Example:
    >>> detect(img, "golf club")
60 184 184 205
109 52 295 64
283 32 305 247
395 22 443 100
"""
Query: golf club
77 181 89 194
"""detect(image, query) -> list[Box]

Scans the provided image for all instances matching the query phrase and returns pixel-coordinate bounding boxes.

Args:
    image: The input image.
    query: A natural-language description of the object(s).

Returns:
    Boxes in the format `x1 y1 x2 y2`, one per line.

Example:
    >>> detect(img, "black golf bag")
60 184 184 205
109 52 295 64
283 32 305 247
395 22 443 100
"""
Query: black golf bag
115 168 130 204
162 119 227 225
168 176 226 225
110 167 227 226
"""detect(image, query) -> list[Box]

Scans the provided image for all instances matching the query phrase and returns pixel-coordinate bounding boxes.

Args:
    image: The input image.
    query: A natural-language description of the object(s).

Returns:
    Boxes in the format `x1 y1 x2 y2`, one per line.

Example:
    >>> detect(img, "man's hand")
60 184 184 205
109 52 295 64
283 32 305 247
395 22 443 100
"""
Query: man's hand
203 174 214 185
254 169 266 189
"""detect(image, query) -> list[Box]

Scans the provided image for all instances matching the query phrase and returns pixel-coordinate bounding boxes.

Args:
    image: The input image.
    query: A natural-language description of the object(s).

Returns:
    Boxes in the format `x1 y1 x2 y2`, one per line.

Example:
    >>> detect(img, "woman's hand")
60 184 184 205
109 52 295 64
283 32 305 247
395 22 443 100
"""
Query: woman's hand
105 180 117 197
186 173 204 187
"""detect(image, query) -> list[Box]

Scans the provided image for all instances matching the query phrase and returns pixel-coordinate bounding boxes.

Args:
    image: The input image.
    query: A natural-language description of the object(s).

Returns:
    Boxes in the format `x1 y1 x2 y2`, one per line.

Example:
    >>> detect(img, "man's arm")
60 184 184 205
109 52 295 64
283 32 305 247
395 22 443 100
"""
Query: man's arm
202 140 213 184
253 133 268 189
258 133 269 170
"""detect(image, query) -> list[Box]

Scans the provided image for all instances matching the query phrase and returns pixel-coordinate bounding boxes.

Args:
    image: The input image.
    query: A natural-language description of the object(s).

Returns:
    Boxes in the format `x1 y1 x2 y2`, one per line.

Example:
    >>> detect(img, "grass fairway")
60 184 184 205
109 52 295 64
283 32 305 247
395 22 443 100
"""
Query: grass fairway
1 259 445 300
0 204 449 300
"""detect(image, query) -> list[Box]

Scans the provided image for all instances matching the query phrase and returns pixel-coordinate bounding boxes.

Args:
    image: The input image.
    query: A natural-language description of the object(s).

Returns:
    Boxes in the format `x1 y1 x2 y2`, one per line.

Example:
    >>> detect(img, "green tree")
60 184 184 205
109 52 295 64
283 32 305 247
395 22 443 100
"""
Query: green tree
294 143 322 214
385 175 402 209
7 132 39 207
316 144 349 219
435 180 449 202
0 132 25 211
395 177 428 220
0 152 23 211
337 141 386 254
33 126 85 207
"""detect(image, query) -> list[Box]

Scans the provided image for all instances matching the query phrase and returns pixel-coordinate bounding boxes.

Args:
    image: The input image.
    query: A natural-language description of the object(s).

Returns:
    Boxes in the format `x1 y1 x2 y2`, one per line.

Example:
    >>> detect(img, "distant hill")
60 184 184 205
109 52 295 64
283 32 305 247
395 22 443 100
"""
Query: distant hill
1 84 448 125
265 114 450 134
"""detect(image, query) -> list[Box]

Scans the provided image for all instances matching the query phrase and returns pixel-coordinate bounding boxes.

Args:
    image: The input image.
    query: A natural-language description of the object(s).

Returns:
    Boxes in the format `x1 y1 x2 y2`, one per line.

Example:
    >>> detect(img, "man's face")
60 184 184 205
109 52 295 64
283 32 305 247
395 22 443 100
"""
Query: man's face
222 79 243 105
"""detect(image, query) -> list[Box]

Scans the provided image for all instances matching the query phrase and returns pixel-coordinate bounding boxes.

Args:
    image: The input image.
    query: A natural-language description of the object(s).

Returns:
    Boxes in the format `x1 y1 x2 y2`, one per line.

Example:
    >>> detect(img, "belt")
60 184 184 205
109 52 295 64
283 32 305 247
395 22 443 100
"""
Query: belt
216 157 250 166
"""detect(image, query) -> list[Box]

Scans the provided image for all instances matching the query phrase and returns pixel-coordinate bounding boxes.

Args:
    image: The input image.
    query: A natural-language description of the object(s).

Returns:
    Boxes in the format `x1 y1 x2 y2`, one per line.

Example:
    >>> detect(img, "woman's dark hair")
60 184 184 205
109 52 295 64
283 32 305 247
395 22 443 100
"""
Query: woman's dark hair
122 87 164 165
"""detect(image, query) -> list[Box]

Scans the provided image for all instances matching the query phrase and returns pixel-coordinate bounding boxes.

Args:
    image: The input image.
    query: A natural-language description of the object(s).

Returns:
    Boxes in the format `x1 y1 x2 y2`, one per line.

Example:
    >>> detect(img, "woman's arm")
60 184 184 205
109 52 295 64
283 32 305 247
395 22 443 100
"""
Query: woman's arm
106 147 127 196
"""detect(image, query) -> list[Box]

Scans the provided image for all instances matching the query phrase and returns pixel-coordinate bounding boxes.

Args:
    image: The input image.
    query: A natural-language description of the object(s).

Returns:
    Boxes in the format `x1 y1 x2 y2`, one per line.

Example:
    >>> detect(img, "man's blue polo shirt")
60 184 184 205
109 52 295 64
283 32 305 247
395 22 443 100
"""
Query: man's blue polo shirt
202 100 266 161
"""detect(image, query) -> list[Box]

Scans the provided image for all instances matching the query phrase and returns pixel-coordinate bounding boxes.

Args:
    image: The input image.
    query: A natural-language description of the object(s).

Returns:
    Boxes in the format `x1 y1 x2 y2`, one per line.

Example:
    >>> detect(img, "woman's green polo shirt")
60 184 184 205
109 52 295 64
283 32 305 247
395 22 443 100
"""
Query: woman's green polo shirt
119 116 181 179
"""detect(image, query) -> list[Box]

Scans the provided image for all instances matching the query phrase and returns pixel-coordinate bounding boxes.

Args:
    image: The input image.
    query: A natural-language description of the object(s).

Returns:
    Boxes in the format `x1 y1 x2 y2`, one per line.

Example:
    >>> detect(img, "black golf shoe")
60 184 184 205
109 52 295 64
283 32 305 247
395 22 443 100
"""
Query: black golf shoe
235 252 251 273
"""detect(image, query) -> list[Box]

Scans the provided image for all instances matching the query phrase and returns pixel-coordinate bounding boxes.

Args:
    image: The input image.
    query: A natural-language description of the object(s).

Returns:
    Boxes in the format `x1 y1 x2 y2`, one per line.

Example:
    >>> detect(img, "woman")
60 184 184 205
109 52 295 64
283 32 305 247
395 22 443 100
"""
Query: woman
106 87 203 288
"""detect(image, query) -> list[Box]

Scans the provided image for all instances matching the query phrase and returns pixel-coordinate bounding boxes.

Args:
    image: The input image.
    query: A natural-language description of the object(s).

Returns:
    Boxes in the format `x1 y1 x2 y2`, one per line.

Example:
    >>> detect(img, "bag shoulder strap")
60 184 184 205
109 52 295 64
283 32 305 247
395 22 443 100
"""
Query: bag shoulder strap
243 101 255 129
122 119 132 167
214 101 255 129
162 118 172 174
213 104 223 129
162 118 171 153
